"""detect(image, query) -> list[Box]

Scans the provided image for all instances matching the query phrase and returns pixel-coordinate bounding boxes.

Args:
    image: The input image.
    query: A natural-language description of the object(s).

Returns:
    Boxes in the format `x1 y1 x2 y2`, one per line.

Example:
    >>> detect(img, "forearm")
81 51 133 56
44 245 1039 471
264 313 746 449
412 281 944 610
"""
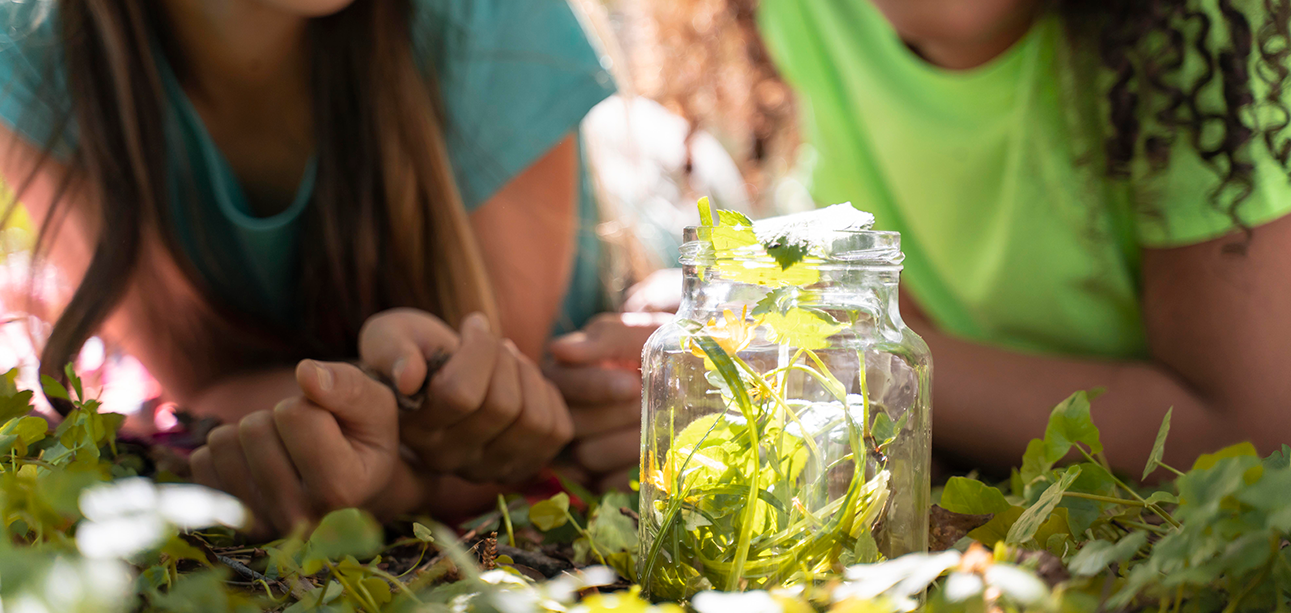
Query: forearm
923 328 1247 475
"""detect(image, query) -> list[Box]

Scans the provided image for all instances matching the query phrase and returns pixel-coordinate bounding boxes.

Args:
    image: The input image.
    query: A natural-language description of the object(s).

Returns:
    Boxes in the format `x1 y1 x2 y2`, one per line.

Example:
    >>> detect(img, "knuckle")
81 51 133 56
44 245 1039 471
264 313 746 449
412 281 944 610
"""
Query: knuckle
237 411 274 441
272 398 311 429
207 424 239 450
433 379 478 418
552 414 575 447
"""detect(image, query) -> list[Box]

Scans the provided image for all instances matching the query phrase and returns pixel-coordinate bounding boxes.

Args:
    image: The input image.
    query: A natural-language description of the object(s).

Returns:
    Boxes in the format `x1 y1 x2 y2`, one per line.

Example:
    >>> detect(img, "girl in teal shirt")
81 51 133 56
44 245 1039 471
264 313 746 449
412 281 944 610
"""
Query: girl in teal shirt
759 0 1291 475
0 0 637 535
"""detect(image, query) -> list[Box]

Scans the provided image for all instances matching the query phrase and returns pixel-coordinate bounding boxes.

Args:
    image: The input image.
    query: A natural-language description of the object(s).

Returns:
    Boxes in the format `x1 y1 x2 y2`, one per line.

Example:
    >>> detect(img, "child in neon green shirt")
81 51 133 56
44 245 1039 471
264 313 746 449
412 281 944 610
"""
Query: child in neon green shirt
760 0 1291 472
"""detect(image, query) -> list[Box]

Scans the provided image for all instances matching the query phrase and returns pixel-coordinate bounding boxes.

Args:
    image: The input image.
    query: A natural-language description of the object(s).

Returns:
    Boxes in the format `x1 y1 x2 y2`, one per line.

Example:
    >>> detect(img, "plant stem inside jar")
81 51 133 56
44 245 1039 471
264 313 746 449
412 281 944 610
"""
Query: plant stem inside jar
641 323 896 598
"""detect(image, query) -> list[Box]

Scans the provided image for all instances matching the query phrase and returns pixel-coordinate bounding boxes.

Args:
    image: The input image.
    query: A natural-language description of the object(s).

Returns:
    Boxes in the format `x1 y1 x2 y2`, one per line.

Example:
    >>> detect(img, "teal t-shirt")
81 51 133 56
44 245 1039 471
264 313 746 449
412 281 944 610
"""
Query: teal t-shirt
0 0 615 334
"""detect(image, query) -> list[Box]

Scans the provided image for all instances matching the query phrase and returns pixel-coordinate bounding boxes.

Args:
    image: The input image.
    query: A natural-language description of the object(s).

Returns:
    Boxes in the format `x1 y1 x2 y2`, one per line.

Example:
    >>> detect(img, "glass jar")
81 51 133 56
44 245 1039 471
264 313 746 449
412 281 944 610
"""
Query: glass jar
637 214 931 599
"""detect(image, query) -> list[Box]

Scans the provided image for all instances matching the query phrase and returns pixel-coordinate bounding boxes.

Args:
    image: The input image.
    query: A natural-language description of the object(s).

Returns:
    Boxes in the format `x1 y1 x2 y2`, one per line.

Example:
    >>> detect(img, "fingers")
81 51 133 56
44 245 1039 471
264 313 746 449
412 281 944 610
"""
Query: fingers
478 360 574 483
423 314 501 428
238 411 310 533
568 401 640 438
422 341 524 473
359 308 460 396
273 397 391 512
542 362 640 406
548 312 669 367
295 360 399 455
204 425 263 513
569 427 641 475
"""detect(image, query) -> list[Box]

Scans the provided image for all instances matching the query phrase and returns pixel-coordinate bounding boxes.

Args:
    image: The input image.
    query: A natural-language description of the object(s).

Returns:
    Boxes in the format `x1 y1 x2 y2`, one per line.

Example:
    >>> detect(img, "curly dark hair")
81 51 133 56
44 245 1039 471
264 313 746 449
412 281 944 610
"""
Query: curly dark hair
1060 0 1291 250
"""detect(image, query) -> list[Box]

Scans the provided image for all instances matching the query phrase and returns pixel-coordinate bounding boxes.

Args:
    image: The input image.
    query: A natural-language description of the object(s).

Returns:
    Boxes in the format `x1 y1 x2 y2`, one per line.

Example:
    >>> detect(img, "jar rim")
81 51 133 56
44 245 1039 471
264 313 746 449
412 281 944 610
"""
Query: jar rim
679 226 905 269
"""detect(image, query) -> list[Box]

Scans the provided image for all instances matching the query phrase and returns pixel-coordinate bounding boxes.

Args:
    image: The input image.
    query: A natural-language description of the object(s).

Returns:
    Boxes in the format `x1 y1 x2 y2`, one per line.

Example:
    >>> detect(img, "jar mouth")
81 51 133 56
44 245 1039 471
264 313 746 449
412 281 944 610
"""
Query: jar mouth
679 226 904 269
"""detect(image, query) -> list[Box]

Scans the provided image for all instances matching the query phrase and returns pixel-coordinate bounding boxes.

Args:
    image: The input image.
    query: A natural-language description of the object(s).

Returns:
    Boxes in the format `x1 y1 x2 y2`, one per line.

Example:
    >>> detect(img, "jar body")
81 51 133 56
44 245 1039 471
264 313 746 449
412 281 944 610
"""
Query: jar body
637 244 931 599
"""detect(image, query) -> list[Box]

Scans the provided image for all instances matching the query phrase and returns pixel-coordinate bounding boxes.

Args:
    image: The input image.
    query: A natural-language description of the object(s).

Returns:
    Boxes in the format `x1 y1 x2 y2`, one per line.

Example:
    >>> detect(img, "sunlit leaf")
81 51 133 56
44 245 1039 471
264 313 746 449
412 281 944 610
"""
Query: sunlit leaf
1019 438 1053 487
1007 465 1081 545
0 416 47 456
41 375 68 401
301 509 382 574
1068 532 1149 577
939 477 1011 515
64 363 83 403
968 506 1024 546
529 492 571 532
1144 491 1178 506
1042 391 1103 462
762 308 842 350
413 522 435 543
1143 408 1172 480
717 209 753 227
697 197 714 227
1192 441 1258 471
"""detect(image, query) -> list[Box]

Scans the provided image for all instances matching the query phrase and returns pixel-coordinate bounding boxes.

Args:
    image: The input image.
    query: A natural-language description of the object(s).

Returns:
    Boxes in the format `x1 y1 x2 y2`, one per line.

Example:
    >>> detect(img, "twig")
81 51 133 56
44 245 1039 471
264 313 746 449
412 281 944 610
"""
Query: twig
495 545 573 578
217 555 269 584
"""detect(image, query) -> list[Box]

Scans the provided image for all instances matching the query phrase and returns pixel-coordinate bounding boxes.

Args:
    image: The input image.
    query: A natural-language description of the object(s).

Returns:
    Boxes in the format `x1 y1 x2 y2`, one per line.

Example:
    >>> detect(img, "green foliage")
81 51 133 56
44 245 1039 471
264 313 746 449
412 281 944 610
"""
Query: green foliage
0 356 1289 613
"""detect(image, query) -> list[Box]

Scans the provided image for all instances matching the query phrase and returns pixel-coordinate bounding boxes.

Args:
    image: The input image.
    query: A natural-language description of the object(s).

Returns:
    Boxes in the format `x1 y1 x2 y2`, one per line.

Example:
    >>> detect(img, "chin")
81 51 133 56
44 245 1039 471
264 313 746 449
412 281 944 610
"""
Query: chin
262 0 358 17
869 0 1036 44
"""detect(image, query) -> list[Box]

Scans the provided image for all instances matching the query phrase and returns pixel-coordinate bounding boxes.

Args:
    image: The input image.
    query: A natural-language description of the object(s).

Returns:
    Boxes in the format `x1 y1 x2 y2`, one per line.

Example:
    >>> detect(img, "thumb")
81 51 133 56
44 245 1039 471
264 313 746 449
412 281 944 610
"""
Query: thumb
295 360 398 452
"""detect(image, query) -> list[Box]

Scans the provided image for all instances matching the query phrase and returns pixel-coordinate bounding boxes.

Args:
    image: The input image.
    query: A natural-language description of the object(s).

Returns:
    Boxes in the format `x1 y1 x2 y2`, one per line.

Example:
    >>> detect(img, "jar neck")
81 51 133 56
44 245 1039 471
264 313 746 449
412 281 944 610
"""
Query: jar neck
678 265 906 328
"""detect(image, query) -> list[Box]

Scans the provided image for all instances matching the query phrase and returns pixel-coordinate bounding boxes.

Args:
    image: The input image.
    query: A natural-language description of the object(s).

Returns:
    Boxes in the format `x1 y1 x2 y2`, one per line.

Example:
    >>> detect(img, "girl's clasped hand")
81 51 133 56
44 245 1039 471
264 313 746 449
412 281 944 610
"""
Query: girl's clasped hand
191 308 577 537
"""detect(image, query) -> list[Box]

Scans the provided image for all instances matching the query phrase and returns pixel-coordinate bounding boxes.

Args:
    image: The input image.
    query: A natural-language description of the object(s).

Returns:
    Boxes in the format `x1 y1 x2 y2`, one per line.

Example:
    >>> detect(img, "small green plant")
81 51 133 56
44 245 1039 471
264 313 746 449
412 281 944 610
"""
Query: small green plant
638 200 902 598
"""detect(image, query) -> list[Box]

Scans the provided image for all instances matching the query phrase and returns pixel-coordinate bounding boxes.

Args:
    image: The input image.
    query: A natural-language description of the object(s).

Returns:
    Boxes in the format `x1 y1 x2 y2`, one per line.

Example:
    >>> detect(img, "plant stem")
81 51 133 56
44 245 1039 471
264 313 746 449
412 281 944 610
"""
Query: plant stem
564 510 606 565
369 568 423 603
1159 462 1187 478
1062 492 1146 507
1120 520 1172 535
326 562 379 613
1078 447 1181 529
497 495 516 548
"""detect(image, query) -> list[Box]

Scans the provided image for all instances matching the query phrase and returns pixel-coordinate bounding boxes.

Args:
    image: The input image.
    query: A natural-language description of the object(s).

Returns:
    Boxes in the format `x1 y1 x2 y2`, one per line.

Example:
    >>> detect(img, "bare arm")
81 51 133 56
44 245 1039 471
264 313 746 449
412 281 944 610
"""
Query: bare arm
468 134 580 362
916 214 1291 475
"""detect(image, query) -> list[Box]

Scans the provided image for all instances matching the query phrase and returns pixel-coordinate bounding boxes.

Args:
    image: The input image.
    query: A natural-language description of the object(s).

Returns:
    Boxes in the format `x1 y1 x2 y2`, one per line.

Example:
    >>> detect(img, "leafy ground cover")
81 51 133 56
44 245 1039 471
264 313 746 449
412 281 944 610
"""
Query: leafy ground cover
0 368 1287 613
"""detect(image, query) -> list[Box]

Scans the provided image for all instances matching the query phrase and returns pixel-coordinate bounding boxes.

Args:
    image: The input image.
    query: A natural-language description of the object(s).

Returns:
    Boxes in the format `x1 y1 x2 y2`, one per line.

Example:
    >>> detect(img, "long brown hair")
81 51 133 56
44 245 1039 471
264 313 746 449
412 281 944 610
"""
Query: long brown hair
13 0 497 406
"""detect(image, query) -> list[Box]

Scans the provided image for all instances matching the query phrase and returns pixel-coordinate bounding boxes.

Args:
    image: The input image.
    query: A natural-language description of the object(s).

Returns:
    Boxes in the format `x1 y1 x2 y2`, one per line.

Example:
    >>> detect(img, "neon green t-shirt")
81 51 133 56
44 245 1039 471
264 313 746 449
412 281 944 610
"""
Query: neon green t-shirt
759 0 1291 359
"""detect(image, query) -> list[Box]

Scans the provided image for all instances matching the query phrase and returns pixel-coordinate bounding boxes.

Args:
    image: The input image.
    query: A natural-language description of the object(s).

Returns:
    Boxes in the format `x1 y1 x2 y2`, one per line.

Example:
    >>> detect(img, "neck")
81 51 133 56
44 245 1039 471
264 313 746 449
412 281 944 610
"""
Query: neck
158 0 310 102
909 8 1038 71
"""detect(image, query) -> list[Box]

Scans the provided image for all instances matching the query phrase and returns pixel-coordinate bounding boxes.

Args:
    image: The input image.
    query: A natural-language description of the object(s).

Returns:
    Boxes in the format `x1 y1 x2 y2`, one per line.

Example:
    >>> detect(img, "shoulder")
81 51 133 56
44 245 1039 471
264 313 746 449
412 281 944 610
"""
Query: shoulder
407 0 615 211
410 0 608 71
0 0 74 156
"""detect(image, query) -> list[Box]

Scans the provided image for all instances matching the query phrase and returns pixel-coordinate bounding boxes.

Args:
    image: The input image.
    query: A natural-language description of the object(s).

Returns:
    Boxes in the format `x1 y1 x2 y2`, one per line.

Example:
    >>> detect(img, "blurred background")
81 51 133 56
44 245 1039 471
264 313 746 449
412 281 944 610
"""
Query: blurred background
0 0 813 424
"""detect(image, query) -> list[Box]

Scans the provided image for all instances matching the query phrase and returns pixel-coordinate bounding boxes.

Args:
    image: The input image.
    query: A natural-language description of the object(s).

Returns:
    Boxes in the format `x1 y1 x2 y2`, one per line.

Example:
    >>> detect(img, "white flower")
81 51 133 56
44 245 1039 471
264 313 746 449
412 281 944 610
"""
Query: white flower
154 483 247 529
76 478 247 560
692 590 782 613
545 565 619 603
841 551 962 601
984 564 1049 605
4 556 133 613
942 572 985 602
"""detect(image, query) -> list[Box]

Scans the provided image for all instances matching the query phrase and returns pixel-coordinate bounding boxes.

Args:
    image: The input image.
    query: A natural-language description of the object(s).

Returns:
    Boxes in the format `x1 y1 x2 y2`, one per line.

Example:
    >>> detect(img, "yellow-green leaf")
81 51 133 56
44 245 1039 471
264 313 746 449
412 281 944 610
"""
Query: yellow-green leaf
940 477 1011 515
1192 441 1258 471
762 308 842 350
1143 408 1172 480
413 522 435 543
1007 465 1081 545
528 492 571 532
